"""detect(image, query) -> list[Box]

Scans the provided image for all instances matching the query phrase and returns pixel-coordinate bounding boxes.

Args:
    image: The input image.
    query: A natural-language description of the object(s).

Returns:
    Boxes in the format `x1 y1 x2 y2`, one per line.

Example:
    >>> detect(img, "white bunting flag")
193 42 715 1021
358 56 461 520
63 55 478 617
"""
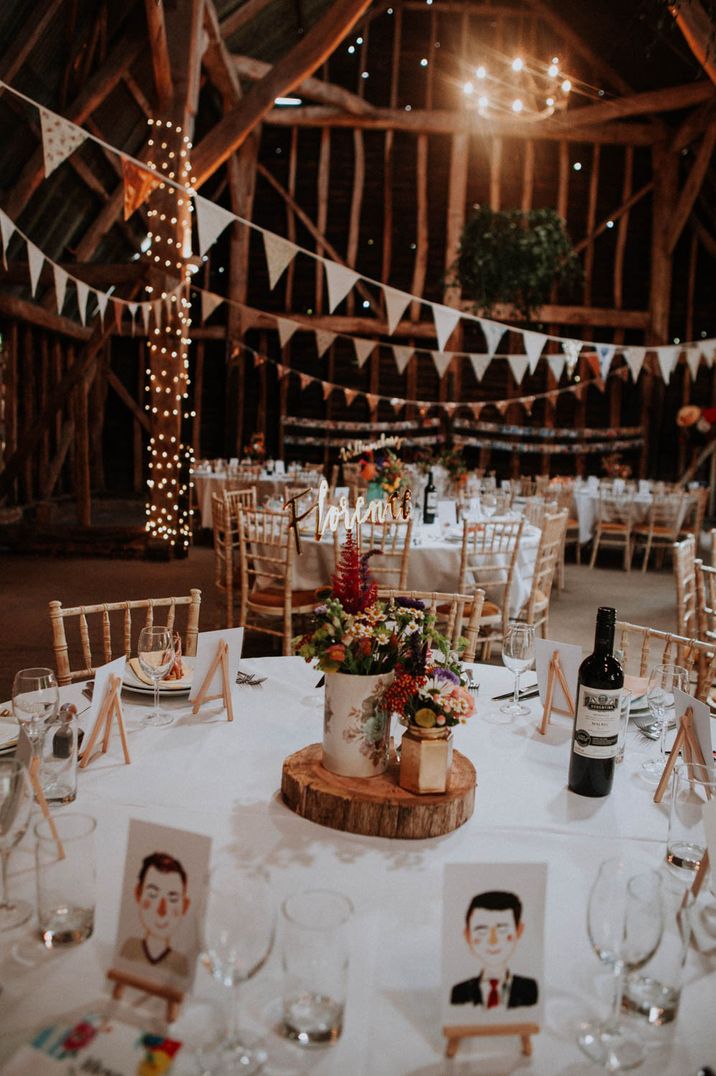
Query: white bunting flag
276 317 298 348
140 302 151 333
701 340 716 366
622 346 645 382
40 108 87 176
383 286 411 334
562 339 582 376
547 354 566 381
262 230 297 289
128 302 138 323
656 345 679 384
392 346 413 374
53 264 68 312
96 290 109 325
522 330 546 373
480 318 505 358
596 343 616 381
324 261 359 313
315 330 336 358
26 241 44 297
506 354 529 386
468 354 491 381
75 279 89 325
432 304 461 351
0 208 15 260
431 351 452 378
194 196 235 257
353 338 374 368
201 290 224 323
685 347 701 381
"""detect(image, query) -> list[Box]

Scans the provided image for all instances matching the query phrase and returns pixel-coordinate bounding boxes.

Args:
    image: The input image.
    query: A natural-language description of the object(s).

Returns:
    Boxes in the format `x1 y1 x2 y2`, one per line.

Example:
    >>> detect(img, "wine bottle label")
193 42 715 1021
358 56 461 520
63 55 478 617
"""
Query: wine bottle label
426 492 437 509
572 685 621 759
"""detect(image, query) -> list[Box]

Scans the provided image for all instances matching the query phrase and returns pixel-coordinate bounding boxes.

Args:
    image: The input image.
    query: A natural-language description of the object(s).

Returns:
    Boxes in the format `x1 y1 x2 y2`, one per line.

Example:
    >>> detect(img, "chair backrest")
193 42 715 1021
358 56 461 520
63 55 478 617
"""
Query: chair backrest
673 535 698 638
615 619 716 702
49 590 202 685
224 487 257 513
355 517 413 588
458 519 524 630
695 559 716 648
595 492 634 525
647 492 686 536
521 510 568 623
237 507 293 595
376 588 485 663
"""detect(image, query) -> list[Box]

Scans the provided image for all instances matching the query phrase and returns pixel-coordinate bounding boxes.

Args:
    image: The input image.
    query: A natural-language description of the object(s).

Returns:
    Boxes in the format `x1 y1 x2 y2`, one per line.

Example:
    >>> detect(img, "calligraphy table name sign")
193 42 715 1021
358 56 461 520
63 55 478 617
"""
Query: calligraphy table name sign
285 479 412 554
338 433 404 461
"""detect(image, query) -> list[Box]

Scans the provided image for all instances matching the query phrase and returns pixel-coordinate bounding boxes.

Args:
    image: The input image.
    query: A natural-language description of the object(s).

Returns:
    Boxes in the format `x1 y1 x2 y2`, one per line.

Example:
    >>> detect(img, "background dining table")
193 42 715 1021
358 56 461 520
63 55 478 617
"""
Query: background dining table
192 471 294 527
0 656 713 1075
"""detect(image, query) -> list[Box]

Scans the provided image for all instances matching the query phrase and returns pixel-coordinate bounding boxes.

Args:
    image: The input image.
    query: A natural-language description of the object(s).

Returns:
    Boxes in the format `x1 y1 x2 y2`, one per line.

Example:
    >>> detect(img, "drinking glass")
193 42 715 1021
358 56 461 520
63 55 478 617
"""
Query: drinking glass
201 862 275 1075
641 664 689 781
0 759 34 930
35 813 96 947
137 626 175 728
12 667 59 756
500 623 535 716
667 761 716 874
623 877 693 1027
578 858 663 1070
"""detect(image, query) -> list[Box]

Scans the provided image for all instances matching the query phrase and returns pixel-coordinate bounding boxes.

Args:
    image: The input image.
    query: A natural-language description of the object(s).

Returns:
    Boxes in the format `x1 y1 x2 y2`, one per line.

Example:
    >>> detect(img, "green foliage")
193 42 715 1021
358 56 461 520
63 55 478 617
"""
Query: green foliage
455 206 581 321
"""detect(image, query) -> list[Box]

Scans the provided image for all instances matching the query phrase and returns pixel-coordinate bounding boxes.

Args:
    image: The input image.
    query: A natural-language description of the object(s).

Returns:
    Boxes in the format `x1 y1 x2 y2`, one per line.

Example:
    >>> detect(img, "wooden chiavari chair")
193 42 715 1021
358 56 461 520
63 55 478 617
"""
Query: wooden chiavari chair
516 510 568 638
351 516 413 589
695 559 716 649
673 535 699 640
589 492 635 571
633 492 687 572
455 519 524 659
615 619 716 703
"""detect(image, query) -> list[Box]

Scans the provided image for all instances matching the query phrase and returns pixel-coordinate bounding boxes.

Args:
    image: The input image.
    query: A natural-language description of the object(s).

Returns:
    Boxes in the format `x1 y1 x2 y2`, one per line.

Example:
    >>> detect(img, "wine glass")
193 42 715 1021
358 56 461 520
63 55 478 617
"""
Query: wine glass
500 623 535 716
137 626 175 728
201 862 275 1075
578 858 663 1070
641 664 689 782
0 759 34 930
12 667 59 757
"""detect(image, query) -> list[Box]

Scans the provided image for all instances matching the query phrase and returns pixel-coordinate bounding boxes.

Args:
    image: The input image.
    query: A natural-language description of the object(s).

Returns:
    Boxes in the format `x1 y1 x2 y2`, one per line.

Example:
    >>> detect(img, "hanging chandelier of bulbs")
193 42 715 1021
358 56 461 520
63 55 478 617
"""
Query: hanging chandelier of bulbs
462 52 586 122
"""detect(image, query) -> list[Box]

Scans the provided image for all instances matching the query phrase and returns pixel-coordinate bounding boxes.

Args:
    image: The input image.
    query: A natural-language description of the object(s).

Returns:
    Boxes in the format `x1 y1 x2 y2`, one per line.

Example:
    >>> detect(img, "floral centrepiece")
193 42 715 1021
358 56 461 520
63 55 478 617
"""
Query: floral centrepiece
381 655 475 730
243 432 266 462
358 447 404 495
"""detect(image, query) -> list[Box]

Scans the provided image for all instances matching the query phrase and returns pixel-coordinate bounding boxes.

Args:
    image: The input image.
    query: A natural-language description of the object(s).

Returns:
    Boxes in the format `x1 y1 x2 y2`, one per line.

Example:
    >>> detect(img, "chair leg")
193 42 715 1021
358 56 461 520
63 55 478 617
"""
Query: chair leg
641 535 652 572
589 530 600 568
575 538 581 565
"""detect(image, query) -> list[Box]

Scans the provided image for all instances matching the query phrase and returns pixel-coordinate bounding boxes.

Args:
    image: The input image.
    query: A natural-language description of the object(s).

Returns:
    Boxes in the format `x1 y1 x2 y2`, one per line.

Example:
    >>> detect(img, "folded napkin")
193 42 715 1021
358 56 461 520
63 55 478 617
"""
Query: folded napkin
127 658 193 689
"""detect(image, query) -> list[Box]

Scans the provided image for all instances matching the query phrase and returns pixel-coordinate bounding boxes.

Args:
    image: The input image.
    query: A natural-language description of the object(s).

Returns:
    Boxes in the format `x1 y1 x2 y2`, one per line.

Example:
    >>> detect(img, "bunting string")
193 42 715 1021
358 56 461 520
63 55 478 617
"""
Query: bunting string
452 436 644 455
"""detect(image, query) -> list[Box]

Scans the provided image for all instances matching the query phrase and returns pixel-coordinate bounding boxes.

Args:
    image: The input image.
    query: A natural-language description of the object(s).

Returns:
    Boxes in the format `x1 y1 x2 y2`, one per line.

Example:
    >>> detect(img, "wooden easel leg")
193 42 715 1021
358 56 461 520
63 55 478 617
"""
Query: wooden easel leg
521 1034 532 1057
445 1037 458 1059
654 723 687 804
221 648 234 723
114 699 131 764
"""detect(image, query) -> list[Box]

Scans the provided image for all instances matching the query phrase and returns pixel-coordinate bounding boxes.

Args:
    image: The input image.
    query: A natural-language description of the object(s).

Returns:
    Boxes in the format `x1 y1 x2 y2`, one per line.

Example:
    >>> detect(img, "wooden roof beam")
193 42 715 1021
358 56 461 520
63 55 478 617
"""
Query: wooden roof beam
550 81 714 131
144 0 174 110
0 292 91 340
0 0 64 84
220 0 275 40
262 106 657 145
192 0 373 185
231 53 377 115
204 0 243 105
671 95 716 151
666 123 716 253
669 1 716 85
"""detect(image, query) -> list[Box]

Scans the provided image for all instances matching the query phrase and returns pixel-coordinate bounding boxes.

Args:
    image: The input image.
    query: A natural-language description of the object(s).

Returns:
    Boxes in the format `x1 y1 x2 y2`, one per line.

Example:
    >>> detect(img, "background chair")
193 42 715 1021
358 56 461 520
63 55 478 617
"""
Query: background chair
49 590 201 685
376 588 485 663
516 510 568 638
633 492 687 571
678 487 708 543
353 517 413 589
212 489 256 627
695 559 716 649
615 619 716 703
673 535 698 640
589 492 635 571
456 519 524 659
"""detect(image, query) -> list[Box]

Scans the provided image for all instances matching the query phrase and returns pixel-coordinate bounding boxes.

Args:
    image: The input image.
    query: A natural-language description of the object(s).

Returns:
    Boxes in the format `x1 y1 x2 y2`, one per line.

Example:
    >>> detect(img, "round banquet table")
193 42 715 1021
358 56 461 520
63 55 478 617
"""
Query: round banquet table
573 491 692 546
192 471 293 527
0 657 713 1075
291 521 541 619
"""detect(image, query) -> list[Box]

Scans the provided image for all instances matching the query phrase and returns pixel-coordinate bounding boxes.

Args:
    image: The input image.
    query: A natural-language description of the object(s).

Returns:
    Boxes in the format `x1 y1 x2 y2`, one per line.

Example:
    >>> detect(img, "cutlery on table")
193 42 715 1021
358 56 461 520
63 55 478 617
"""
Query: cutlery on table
235 670 266 687
491 684 539 702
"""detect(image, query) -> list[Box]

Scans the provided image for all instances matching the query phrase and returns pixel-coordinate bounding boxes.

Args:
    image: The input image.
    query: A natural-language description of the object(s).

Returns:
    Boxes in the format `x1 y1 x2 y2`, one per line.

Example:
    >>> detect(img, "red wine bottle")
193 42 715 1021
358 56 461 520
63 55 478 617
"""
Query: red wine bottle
423 471 437 524
568 606 624 798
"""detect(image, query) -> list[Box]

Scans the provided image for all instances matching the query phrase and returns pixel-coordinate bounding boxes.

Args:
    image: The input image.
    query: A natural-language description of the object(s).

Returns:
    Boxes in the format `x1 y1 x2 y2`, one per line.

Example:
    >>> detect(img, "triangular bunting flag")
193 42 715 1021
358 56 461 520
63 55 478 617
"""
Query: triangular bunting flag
432 304 461 351
262 230 297 289
393 346 413 374
596 343 616 381
391 397 404 415
315 330 336 358
128 301 138 321
40 108 87 177
140 302 151 333
383 286 411 334
324 261 359 313
562 339 582 376
443 402 458 418
353 338 374 368
506 354 529 386
96 291 109 325
201 290 224 323
480 318 505 358
322 382 333 401
522 330 546 373
366 393 380 409
622 346 645 382
298 372 311 390
344 388 357 407
253 353 266 368
547 354 566 381
122 159 162 220
26 241 44 297
656 345 679 383
468 354 491 382
195 195 235 257
75 279 89 325
470 403 483 420
685 347 701 381
276 317 298 348
699 340 716 366
0 209 15 261
495 400 509 415
431 351 452 378
522 396 535 415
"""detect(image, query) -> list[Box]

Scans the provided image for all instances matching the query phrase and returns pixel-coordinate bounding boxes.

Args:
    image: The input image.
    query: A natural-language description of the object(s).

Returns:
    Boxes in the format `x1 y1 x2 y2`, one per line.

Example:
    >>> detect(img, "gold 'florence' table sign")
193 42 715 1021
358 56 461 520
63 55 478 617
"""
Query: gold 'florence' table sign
79 656 130 770
189 628 244 721
284 479 412 555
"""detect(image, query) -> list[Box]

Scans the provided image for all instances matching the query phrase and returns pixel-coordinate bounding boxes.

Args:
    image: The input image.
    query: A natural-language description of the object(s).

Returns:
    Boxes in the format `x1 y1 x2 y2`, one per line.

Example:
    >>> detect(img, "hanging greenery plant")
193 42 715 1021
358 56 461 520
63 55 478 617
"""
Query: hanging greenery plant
454 206 581 321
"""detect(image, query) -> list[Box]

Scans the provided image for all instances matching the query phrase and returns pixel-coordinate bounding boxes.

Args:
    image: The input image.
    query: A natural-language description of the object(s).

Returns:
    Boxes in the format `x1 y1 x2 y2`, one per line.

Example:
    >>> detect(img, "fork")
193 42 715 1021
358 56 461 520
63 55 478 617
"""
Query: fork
235 670 266 687
466 670 480 694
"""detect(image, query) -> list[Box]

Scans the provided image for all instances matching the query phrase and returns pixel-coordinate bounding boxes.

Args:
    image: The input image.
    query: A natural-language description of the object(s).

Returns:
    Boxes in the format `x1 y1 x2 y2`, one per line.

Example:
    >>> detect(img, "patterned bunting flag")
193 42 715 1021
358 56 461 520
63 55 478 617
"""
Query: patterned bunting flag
122 158 162 220
383 286 411 334
432 304 461 351
262 231 297 289
596 343 616 381
26 241 44 297
194 196 235 257
324 261 359 313
562 339 582 377
40 108 86 177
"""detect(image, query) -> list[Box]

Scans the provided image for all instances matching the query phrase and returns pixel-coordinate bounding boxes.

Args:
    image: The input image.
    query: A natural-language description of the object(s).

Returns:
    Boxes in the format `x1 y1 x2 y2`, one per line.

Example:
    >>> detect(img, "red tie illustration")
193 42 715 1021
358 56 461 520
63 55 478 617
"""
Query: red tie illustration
487 978 500 1008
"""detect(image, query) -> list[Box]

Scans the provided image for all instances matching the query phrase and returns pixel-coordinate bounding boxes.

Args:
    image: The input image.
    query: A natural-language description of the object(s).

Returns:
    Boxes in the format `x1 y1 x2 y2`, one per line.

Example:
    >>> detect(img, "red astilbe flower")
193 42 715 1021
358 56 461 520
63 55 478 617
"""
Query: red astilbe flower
330 531 377 614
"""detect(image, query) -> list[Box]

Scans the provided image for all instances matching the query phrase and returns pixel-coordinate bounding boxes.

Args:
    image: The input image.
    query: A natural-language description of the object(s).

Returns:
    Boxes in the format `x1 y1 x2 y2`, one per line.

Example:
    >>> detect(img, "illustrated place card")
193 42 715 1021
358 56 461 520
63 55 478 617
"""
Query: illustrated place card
442 862 547 1030
87 655 126 731
535 639 581 714
188 628 244 703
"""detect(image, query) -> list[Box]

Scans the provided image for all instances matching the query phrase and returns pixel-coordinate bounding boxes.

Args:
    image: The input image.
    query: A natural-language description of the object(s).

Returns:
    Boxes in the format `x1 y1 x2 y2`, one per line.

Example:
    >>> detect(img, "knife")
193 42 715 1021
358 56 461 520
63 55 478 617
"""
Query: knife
491 685 540 702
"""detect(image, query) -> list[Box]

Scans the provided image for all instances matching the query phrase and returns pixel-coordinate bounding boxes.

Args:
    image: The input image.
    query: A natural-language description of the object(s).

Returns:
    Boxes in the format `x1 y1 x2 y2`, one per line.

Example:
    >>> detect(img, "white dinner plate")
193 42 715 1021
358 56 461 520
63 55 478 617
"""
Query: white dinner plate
122 657 194 696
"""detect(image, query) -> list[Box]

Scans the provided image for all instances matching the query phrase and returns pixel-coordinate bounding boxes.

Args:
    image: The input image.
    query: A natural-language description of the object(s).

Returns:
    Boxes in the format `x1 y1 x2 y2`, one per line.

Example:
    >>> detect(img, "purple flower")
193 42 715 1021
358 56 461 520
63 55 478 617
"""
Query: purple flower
435 666 460 686
395 597 426 611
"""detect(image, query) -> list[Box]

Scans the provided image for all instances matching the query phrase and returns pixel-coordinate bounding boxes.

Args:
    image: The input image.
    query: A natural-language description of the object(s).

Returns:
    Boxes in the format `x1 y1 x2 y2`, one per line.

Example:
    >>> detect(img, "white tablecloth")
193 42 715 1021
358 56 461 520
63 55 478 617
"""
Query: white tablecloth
573 493 692 546
1 657 713 1075
193 473 293 527
292 523 541 619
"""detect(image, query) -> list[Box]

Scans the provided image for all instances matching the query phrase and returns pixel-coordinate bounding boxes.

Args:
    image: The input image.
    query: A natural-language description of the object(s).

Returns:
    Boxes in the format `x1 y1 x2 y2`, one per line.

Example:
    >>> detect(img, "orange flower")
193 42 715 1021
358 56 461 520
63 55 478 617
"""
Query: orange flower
360 461 377 481
325 644 346 664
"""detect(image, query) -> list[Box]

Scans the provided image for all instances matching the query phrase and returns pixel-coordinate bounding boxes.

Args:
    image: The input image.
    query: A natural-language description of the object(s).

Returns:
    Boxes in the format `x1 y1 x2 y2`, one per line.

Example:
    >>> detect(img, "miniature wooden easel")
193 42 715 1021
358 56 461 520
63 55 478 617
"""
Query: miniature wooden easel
690 850 710 899
191 639 234 721
444 1022 539 1059
27 756 65 859
79 674 131 770
106 968 183 1023
653 706 707 803
539 650 575 735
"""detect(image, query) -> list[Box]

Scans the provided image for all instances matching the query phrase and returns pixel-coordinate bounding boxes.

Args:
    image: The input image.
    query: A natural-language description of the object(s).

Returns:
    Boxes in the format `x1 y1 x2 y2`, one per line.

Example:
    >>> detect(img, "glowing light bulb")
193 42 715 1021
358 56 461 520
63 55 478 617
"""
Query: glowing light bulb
512 98 523 112
548 64 559 77
420 57 428 67
561 79 572 93
573 161 582 171
546 97 555 107
478 95 489 110
511 57 524 72
476 65 486 79
463 81 474 95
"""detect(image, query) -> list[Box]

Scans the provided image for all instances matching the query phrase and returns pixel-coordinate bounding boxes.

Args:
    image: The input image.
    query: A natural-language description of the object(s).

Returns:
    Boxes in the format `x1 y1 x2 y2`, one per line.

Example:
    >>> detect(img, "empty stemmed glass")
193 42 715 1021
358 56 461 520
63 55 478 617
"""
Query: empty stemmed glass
12 667 59 757
0 759 34 930
137 626 175 728
500 623 535 716
201 862 275 1075
578 858 663 1071
641 664 688 782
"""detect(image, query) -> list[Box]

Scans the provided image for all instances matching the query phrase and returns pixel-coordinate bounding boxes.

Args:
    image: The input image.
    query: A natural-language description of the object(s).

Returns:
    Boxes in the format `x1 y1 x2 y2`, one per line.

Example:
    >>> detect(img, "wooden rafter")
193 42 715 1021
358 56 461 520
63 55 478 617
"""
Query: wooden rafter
231 53 377 115
550 81 714 130
671 95 716 151
204 0 243 105
192 0 373 184
666 123 716 253
220 0 275 39
0 0 64 83
669 1 716 85
144 0 174 109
